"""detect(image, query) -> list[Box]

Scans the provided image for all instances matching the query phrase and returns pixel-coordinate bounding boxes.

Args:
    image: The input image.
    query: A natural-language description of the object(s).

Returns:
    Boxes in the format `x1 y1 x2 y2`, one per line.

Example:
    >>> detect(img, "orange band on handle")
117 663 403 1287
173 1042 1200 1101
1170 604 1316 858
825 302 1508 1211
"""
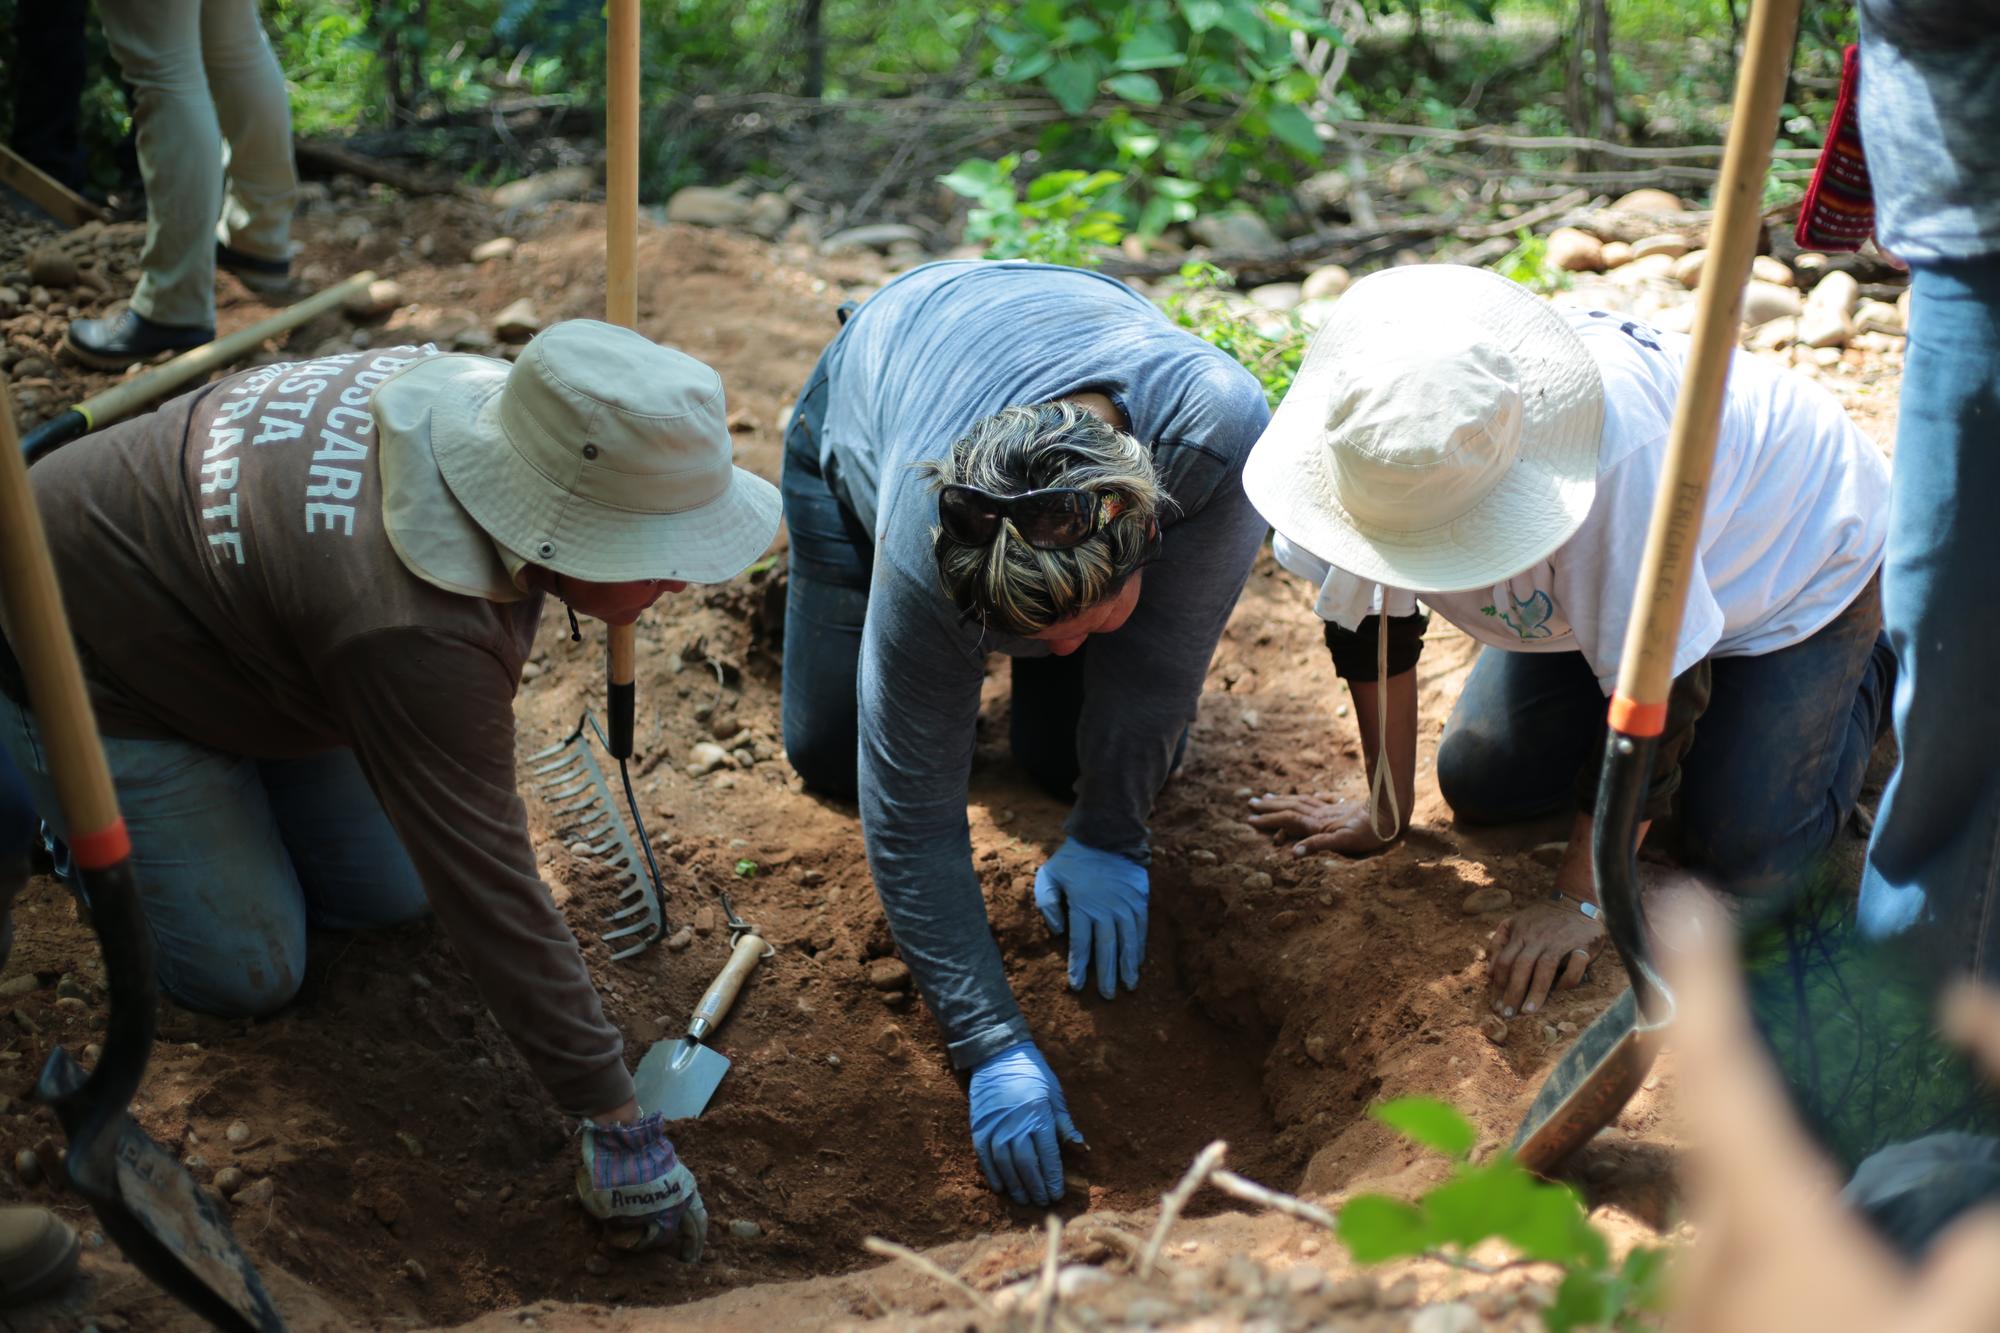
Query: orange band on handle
1608 693 1668 738
69 819 131 871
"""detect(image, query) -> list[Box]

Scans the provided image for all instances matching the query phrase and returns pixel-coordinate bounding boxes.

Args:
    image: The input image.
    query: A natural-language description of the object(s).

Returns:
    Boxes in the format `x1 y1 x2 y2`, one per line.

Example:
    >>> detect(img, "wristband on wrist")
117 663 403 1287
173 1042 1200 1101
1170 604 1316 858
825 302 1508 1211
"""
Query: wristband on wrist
1549 888 1602 921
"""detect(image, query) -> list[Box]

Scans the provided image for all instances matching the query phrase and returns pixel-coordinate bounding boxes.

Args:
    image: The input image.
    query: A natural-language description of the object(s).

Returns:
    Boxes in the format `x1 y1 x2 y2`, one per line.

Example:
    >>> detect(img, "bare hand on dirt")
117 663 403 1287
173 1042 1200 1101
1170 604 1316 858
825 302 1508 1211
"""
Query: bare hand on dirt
1672 909 2000 1333
1246 792 1397 857
1488 900 1603 1018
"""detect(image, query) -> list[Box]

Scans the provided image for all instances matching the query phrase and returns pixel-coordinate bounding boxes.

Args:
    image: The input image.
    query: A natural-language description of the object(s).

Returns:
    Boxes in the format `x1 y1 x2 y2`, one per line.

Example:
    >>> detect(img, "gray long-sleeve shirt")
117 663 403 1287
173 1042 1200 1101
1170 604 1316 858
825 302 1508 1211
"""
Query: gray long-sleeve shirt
817 261 1271 1069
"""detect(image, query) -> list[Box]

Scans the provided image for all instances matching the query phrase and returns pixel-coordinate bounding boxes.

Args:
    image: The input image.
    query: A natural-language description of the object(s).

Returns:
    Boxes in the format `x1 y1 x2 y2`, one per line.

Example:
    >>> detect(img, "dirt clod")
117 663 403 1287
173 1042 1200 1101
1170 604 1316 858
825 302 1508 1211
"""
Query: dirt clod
212 1166 246 1196
1459 886 1512 915
14 1147 41 1187
1379 1274 1419 1308
665 925 695 951
1326 1275 1377 1308
27 248 77 289
1411 1301 1482 1333
727 1219 763 1240
863 958 910 992
1479 1014 1510 1045
225 1120 250 1145
234 1177 276 1209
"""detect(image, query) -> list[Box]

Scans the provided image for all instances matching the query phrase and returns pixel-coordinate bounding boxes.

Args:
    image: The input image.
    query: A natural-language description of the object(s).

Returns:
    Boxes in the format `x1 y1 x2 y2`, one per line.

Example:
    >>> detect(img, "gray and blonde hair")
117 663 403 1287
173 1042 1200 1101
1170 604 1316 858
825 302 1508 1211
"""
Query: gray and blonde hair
919 401 1166 636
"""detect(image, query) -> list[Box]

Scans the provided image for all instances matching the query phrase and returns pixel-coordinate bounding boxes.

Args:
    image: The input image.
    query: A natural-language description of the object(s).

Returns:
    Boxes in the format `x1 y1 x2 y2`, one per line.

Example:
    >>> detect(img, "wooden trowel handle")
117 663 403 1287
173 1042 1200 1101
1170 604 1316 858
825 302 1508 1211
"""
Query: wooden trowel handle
606 622 636 759
688 933 764 1042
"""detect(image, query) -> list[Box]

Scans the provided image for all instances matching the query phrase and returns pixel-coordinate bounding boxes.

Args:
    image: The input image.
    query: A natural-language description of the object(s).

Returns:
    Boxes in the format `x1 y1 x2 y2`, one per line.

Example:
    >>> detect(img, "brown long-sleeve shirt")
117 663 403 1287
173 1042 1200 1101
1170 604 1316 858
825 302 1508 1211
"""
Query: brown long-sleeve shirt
11 348 629 1113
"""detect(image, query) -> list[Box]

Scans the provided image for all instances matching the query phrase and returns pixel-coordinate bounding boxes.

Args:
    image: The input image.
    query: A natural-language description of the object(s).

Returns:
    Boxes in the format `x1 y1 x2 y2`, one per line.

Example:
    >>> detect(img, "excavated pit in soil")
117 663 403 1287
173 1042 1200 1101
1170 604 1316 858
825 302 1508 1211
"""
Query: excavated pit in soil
0 209 1818 1330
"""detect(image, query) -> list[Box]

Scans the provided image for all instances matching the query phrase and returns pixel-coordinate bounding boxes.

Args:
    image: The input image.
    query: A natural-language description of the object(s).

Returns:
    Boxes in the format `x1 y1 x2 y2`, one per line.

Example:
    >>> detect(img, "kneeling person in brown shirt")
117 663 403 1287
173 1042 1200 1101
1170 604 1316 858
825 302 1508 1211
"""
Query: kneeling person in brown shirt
0 320 781 1257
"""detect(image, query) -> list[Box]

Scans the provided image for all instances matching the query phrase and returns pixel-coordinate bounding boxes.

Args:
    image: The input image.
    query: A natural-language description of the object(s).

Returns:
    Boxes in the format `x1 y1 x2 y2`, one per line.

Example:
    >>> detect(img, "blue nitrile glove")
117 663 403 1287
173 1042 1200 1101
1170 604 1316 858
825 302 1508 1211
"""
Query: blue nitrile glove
969 1042 1085 1206
576 1112 709 1260
1034 837 1149 999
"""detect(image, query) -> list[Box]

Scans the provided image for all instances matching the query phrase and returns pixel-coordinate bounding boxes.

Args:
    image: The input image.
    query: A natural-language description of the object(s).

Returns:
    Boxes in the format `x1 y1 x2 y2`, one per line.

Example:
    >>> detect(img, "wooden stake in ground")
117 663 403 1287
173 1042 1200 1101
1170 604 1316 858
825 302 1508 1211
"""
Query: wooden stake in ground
0 143 109 228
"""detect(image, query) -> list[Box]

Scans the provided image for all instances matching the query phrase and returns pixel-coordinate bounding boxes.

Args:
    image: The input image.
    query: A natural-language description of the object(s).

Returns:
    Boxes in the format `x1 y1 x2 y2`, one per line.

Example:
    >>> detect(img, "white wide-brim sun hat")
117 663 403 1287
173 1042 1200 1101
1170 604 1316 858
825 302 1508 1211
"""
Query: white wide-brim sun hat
404 320 780 585
1243 265 1606 594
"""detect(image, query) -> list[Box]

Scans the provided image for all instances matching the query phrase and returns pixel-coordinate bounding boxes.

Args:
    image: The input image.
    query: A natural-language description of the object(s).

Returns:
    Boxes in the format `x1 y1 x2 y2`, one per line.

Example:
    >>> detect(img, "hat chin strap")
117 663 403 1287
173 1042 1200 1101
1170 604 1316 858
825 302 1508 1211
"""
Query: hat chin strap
1367 592 1403 842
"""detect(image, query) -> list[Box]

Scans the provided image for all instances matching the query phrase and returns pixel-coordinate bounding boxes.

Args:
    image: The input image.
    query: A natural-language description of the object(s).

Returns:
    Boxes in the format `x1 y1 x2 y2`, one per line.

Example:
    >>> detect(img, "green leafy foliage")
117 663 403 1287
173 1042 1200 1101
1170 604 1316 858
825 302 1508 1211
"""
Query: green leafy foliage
733 858 759 877
1370 1096 1479 1158
982 0 1346 227
1335 1096 1668 1332
1157 262 1310 409
1493 227 1569 295
939 155 1127 268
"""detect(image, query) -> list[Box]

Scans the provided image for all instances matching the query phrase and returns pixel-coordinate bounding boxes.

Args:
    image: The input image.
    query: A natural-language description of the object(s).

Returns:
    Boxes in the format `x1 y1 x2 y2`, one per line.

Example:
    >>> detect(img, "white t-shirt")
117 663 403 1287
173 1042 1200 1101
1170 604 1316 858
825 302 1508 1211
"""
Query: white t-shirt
1273 309 1889 692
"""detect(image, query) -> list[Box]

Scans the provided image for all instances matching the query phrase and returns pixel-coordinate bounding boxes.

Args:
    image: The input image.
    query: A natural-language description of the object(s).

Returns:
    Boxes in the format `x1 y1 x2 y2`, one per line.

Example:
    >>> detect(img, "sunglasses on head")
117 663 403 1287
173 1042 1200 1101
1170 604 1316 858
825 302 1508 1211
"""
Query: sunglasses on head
938 483 1122 549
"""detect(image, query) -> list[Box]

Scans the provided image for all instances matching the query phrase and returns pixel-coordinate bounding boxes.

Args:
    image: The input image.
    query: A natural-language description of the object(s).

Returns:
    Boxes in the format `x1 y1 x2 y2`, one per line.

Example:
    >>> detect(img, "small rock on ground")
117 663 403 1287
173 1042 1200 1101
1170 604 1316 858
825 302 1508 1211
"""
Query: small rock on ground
1410 1301 1482 1333
727 1219 763 1240
493 298 541 344
1459 886 1512 915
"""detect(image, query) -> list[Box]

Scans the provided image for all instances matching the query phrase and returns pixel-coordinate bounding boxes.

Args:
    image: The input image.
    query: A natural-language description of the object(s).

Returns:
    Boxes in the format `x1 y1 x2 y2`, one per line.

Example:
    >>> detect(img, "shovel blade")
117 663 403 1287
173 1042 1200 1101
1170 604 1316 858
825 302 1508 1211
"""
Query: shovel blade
1510 988 1664 1176
42 1050 284 1332
633 1037 732 1122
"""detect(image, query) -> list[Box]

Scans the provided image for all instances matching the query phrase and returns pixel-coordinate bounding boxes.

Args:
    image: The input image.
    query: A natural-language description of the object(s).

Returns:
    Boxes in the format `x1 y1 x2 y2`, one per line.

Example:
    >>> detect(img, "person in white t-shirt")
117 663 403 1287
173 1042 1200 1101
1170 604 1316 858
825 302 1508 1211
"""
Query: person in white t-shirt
1239 265 1895 1020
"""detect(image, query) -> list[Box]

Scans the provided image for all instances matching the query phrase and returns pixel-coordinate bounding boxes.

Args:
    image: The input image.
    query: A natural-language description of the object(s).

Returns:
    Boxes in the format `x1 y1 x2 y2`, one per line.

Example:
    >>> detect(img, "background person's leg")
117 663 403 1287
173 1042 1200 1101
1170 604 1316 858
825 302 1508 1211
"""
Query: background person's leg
198 0 297 266
1679 581 1890 896
1436 648 1604 824
779 362 874 799
1863 258 2000 977
1010 652 1087 801
258 751 427 930
0 698 306 1015
95 0 219 329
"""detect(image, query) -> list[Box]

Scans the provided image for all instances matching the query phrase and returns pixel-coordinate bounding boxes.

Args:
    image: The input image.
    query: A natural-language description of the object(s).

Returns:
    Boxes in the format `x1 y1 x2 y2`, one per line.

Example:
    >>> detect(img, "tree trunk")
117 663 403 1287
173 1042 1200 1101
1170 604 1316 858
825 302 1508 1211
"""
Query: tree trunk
1567 0 1614 171
798 0 826 99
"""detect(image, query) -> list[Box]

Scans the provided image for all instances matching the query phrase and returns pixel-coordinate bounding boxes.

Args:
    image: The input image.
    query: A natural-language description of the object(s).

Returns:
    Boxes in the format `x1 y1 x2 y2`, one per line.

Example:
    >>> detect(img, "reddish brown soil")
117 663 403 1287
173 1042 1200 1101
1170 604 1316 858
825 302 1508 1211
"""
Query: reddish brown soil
0 190 1891 1331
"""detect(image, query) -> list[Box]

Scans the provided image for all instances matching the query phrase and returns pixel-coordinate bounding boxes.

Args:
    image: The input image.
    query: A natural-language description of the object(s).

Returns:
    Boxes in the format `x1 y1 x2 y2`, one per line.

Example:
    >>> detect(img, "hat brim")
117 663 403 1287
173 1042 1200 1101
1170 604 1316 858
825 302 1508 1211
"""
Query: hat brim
421 357 782 585
1243 265 1605 594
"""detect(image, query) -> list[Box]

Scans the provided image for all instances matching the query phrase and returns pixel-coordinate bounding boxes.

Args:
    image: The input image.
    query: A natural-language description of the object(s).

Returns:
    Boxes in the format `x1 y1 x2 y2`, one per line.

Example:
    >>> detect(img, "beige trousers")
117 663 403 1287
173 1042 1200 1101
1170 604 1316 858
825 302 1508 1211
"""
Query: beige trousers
97 0 298 328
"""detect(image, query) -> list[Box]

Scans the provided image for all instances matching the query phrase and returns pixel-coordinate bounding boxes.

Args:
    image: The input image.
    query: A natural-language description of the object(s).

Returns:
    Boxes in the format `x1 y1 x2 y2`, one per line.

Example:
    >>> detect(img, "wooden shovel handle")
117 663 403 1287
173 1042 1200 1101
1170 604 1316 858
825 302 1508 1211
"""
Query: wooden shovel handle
688 933 765 1042
602 0 641 758
22 272 378 464
1607 0 1803 736
0 381 122 856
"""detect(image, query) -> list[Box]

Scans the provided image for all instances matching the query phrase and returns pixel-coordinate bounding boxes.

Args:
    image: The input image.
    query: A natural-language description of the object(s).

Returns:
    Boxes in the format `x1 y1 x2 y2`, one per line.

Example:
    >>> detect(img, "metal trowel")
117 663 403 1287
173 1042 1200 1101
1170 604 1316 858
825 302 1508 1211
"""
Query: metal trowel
635 903 768 1121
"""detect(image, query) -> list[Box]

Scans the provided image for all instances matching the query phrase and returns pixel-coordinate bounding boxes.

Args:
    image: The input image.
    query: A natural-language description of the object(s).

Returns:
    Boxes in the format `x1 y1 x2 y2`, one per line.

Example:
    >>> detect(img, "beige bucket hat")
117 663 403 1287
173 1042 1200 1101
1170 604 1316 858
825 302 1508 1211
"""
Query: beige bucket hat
388 319 780 585
1243 265 1606 594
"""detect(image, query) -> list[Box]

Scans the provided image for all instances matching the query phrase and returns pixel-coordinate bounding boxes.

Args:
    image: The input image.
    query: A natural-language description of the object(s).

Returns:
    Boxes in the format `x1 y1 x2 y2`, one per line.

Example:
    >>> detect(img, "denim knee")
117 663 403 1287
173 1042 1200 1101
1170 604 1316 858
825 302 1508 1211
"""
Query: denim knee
783 716 858 799
1437 726 1547 824
156 928 306 1019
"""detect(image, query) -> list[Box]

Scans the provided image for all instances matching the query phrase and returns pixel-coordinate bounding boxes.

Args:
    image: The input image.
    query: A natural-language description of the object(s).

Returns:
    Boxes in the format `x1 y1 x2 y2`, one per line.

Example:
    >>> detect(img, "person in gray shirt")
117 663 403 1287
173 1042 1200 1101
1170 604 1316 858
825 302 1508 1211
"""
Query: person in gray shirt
779 261 1269 1206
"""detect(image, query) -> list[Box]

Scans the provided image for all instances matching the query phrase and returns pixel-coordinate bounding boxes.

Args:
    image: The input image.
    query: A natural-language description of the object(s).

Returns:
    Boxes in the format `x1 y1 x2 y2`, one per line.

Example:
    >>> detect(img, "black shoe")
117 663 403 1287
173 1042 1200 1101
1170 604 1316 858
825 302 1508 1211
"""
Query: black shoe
216 241 295 297
61 308 212 370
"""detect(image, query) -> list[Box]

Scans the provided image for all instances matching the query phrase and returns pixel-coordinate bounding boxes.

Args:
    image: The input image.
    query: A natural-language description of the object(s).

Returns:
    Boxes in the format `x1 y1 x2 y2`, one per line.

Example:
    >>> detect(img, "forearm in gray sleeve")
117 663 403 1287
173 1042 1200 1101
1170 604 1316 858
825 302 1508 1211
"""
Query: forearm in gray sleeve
856 563 1034 1069
1067 475 1269 857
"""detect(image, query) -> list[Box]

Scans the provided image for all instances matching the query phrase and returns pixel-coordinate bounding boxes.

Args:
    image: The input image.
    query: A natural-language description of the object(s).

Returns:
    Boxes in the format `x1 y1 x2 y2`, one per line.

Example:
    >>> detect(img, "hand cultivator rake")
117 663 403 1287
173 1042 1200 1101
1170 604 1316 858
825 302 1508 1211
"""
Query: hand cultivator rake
529 706 669 960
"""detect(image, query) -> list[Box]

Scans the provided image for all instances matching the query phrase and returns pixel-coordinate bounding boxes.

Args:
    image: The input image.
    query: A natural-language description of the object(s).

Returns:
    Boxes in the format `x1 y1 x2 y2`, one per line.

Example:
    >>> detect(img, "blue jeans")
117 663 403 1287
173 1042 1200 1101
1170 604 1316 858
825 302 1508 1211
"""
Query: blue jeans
0 696 427 1015
1862 257 2000 979
778 347 1087 801
1437 576 1891 894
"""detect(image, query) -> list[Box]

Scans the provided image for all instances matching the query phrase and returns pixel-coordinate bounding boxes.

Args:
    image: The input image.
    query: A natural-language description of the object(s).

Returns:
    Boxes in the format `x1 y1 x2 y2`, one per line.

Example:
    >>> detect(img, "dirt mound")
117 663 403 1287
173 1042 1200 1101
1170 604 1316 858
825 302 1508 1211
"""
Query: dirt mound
0 194 1886 1330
